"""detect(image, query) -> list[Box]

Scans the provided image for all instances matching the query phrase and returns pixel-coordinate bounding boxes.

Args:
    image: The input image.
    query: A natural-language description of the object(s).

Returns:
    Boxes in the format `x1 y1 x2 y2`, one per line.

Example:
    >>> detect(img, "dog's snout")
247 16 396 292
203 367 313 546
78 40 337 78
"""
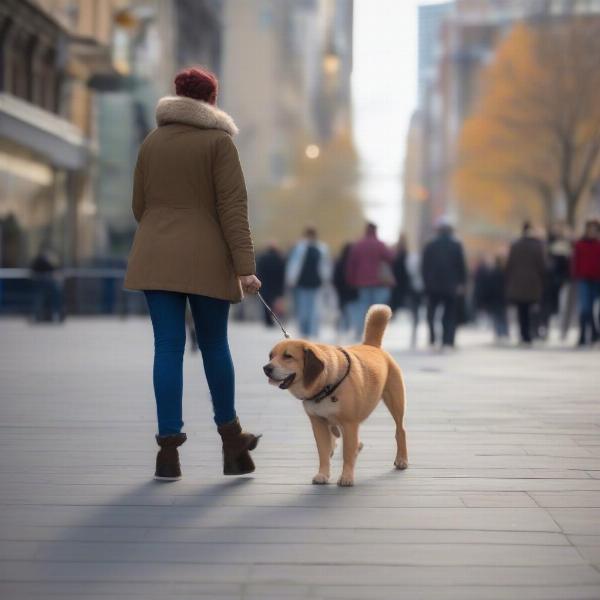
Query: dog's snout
263 364 274 377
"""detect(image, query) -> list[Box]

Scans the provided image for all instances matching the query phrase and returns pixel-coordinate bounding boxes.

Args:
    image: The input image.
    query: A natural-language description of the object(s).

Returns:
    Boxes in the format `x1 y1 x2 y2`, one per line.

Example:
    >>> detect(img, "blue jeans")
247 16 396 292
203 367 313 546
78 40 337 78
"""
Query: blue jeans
354 286 390 337
144 291 235 435
491 306 509 338
294 287 320 337
577 280 600 344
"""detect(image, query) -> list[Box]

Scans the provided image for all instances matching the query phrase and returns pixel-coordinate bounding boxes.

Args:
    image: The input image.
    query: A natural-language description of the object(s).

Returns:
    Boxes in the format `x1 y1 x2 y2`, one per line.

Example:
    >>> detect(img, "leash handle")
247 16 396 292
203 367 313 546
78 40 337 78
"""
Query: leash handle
256 291 290 339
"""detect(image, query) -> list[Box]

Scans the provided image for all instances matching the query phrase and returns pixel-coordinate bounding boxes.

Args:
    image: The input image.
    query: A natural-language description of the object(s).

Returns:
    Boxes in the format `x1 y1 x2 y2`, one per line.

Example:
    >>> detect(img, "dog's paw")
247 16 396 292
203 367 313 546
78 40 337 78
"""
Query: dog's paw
312 473 329 485
337 474 354 487
394 459 408 470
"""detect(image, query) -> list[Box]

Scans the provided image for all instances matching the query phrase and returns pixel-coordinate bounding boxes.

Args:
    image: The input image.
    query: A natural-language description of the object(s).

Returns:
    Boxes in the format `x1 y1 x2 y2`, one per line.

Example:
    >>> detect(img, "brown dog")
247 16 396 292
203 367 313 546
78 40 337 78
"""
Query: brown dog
263 304 407 486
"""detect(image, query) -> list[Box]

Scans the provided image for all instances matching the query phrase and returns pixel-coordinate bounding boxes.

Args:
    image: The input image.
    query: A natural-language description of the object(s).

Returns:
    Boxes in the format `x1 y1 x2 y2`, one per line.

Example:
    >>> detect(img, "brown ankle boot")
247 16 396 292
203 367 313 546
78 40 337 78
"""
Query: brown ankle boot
217 417 261 475
155 433 187 481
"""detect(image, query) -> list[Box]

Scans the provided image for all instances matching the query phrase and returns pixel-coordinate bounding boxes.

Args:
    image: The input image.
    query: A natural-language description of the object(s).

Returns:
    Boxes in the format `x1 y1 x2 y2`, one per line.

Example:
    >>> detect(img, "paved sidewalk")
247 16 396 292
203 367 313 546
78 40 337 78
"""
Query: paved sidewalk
1 316 600 599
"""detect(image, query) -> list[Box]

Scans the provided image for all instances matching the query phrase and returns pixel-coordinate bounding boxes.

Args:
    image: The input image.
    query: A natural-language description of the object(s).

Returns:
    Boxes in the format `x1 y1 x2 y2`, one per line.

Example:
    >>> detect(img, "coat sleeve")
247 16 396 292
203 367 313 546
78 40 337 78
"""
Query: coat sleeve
537 241 549 280
132 151 145 223
505 244 515 282
212 135 256 276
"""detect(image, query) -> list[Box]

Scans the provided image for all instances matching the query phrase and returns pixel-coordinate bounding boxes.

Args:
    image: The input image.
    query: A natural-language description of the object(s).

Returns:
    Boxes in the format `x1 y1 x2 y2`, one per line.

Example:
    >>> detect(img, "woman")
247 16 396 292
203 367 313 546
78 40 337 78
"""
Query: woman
124 67 262 481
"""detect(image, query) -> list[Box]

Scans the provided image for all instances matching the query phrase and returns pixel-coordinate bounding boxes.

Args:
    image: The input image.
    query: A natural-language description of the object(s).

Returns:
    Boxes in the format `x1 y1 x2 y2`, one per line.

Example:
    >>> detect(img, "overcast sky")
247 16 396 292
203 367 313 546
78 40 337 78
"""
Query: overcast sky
353 0 441 243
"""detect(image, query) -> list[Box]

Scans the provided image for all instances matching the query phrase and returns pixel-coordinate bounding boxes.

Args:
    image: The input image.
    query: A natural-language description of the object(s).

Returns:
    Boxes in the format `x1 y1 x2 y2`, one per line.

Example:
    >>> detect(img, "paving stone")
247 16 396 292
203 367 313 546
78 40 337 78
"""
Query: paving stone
1 318 599 598
546 508 600 534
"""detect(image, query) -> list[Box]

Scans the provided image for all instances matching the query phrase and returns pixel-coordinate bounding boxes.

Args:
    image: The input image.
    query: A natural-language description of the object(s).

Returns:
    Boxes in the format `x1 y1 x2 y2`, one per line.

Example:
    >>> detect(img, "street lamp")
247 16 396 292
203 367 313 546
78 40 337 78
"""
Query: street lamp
305 144 320 159
323 51 340 76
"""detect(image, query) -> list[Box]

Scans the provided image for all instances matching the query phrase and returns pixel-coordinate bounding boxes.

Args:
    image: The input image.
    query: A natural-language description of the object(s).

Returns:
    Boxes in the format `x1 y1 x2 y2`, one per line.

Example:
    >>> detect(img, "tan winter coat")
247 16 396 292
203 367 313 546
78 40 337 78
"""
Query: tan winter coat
124 96 255 302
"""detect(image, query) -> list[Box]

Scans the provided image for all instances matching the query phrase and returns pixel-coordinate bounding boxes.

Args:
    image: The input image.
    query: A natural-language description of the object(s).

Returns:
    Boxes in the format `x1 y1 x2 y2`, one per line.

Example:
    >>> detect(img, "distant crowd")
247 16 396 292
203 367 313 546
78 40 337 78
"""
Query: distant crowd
256 218 600 349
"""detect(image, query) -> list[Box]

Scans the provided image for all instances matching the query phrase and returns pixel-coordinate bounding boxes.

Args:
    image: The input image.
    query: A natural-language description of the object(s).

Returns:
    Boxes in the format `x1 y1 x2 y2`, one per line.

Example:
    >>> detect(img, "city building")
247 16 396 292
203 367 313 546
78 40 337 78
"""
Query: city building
93 0 354 254
417 2 452 107
0 0 125 267
220 0 354 239
1 0 355 265
404 0 600 253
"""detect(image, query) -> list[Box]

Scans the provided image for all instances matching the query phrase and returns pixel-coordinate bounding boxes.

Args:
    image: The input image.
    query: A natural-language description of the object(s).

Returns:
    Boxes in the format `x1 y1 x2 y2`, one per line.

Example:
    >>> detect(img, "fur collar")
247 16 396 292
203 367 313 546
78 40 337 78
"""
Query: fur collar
155 96 238 136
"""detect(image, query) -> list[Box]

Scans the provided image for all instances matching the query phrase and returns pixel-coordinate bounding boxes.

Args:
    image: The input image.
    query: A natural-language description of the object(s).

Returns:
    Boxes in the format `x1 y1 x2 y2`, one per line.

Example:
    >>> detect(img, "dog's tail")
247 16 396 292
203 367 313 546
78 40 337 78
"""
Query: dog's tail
362 304 392 347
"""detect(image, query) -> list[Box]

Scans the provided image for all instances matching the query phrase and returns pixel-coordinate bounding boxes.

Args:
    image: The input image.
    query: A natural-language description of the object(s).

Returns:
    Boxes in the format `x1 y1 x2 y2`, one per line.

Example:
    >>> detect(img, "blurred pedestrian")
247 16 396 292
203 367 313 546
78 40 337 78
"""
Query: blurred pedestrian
572 219 600 347
473 255 492 317
405 250 424 348
489 254 509 341
333 242 358 334
346 222 394 338
473 254 508 341
505 222 547 345
390 233 411 314
542 223 572 339
286 226 331 338
422 217 467 348
124 66 261 480
256 242 286 328
30 244 64 323
391 234 423 347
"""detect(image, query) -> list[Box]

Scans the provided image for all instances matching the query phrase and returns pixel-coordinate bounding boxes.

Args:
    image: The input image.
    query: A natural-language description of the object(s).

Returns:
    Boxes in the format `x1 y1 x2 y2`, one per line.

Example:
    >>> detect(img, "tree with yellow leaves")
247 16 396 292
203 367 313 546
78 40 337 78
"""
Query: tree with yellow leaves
455 19 600 227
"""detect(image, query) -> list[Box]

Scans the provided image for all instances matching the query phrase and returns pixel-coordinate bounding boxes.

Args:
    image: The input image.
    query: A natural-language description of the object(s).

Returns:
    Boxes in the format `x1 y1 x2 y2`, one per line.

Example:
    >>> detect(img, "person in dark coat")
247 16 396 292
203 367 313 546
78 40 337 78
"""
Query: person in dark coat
30 245 64 323
473 256 493 316
421 217 467 348
390 233 411 313
505 222 547 344
256 243 286 327
333 243 358 333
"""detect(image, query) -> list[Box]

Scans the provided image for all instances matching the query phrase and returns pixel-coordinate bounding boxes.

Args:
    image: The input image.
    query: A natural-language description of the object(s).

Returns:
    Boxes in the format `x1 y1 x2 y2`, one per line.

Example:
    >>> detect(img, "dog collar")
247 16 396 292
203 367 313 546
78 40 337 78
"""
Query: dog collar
304 347 352 403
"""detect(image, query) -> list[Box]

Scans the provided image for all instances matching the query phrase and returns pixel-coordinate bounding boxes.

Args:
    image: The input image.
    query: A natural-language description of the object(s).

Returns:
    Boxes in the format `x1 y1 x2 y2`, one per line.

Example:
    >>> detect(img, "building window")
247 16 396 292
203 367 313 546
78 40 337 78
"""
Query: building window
8 31 28 99
40 49 57 112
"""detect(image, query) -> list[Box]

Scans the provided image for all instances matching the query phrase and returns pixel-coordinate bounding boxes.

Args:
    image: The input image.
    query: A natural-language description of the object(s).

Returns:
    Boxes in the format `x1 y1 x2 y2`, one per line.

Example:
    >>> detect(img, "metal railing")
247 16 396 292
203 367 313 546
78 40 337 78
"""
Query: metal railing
0 268 146 316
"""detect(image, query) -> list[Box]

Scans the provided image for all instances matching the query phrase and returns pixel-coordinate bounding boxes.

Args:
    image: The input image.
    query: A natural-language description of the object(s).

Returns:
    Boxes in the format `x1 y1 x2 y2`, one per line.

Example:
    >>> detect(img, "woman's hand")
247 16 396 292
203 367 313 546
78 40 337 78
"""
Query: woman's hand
240 274 261 294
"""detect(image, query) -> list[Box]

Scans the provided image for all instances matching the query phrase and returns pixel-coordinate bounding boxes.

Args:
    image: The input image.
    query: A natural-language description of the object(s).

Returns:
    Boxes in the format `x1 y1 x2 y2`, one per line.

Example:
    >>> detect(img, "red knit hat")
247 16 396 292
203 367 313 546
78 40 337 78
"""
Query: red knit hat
174 67 218 104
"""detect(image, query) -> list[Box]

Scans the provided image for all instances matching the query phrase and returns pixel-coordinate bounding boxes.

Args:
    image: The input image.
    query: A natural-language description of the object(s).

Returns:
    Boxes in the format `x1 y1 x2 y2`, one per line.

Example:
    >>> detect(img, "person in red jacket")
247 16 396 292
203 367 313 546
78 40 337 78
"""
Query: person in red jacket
572 219 600 346
346 222 394 338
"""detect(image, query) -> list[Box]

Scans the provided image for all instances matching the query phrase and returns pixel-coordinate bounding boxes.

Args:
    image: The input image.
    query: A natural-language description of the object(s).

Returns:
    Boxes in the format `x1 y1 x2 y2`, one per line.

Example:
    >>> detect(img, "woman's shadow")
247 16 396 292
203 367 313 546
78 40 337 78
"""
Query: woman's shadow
40 468 350 576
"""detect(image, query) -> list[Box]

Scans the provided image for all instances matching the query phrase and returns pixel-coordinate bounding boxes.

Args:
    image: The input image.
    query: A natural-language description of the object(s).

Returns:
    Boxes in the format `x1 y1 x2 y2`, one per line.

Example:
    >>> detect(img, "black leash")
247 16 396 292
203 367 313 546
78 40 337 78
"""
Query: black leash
256 291 290 339
304 347 352 403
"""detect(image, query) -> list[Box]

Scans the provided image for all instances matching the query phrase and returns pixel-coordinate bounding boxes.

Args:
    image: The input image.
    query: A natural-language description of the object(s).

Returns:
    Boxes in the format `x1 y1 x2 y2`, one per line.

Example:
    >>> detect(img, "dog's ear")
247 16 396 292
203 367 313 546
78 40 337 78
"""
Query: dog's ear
303 346 325 387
